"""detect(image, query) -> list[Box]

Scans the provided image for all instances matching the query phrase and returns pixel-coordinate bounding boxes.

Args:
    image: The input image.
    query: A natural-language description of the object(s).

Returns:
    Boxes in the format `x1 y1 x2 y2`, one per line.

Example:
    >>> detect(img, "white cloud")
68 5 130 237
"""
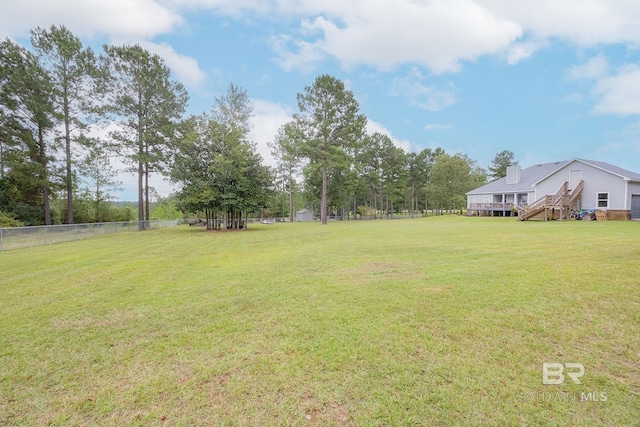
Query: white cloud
267 0 640 73
506 39 547 65
274 0 521 73
0 0 181 40
6 0 640 81
248 99 294 166
593 64 640 115
168 0 272 16
480 0 640 46
366 120 413 153
567 54 610 80
271 34 327 73
391 68 457 112
139 41 207 89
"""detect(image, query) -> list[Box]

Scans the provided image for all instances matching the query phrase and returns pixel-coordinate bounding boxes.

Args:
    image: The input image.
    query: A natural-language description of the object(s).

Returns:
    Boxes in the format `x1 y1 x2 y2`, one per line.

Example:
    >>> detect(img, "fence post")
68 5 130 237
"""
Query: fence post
0 228 3 252
44 226 47 246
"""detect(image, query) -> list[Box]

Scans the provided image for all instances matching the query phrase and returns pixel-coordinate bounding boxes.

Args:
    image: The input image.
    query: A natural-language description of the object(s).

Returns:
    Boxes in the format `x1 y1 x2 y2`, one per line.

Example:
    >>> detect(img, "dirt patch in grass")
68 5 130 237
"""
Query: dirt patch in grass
339 261 431 284
300 396 352 426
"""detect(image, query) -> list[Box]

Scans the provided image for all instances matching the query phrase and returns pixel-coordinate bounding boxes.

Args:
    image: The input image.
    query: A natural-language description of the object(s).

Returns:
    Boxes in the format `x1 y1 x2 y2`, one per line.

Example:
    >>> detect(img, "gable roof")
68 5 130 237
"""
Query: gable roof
531 158 640 185
467 158 640 196
466 161 568 195
571 159 640 182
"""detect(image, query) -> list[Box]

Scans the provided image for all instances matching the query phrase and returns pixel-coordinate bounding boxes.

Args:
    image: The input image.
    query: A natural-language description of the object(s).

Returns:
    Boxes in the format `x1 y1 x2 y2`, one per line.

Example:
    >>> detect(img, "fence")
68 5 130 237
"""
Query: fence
0 220 180 252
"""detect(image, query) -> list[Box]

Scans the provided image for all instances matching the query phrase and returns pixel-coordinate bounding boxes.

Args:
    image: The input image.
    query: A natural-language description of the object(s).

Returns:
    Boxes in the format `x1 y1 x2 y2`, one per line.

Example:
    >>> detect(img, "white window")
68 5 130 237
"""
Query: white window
597 193 609 208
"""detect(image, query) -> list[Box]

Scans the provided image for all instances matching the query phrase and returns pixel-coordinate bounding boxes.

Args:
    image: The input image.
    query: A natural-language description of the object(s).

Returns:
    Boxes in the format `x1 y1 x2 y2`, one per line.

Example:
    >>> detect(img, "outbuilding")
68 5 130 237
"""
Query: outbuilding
295 208 314 222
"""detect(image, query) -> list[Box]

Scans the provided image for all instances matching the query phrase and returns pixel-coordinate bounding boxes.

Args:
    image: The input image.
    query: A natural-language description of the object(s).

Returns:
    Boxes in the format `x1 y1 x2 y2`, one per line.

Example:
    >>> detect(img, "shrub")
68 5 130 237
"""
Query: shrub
0 212 24 228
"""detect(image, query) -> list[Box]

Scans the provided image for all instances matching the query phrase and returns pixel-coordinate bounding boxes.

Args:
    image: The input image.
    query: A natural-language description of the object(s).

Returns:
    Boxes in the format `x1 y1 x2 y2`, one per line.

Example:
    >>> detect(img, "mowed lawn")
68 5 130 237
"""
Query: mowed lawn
0 217 639 426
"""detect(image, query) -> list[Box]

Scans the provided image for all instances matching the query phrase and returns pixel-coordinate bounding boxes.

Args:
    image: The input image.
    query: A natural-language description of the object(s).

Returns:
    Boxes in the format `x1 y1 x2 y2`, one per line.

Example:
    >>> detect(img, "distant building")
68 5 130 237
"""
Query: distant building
295 208 314 222
466 158 640 220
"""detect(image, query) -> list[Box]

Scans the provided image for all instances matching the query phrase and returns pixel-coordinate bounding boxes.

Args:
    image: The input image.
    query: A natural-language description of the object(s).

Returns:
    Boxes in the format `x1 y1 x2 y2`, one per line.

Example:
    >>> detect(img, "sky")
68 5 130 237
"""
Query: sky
3 0 640 200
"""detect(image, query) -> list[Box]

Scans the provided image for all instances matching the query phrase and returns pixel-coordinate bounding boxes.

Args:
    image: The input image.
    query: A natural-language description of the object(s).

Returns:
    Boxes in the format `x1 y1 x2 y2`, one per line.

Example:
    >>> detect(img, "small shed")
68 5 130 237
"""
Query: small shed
295 208 314 222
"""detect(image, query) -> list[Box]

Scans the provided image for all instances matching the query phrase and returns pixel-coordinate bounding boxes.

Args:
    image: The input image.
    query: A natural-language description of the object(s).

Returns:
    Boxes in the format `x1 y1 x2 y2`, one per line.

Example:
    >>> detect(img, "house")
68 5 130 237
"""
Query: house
466 159 640 220
295 208 314 222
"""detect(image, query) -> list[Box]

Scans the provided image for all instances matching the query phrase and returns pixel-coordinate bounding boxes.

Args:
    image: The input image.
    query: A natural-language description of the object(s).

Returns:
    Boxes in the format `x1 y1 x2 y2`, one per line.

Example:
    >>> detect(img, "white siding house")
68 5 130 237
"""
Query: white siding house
467 159 640 220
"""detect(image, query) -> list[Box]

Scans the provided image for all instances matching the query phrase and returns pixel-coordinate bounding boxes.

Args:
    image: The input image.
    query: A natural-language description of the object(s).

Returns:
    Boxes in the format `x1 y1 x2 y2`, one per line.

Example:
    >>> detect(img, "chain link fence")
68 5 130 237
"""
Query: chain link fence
0 220 181 252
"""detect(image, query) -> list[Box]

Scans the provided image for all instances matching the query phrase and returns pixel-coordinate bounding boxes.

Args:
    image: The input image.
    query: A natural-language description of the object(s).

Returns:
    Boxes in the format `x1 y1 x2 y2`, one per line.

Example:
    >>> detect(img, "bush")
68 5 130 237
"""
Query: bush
0 212 24 228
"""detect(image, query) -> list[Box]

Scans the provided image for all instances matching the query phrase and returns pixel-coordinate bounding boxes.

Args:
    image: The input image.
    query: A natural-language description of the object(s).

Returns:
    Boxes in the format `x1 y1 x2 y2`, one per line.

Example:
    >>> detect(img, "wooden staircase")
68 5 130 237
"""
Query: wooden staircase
518 180 584 221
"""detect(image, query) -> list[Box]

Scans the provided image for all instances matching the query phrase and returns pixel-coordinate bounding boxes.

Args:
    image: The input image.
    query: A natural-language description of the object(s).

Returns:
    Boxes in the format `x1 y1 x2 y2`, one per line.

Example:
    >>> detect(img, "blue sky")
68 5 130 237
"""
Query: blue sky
2 0 640 200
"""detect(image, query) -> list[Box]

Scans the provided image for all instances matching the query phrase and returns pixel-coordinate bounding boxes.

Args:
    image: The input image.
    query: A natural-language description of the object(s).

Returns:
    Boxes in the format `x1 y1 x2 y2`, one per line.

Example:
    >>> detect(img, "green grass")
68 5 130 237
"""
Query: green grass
1 217 639 426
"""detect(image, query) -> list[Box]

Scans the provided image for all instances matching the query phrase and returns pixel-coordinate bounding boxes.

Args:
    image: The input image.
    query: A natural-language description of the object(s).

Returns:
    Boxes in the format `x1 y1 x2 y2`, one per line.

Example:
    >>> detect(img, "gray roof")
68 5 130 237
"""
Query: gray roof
467 161 568 195
573 159 640 182
467 158 640 195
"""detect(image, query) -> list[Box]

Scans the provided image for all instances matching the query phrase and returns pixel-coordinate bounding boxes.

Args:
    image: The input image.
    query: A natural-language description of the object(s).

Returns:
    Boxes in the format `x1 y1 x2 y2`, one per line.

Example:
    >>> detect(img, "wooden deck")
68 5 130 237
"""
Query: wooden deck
517 180 584 221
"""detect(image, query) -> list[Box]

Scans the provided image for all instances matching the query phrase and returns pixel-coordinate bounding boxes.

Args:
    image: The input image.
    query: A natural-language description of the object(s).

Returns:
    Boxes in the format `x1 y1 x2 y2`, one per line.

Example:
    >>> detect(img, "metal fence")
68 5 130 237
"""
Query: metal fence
0 220 180 252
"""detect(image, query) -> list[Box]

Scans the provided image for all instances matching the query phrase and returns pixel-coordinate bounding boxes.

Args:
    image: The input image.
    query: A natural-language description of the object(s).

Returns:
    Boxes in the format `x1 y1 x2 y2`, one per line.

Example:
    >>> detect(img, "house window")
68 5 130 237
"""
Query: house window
597 193 609 208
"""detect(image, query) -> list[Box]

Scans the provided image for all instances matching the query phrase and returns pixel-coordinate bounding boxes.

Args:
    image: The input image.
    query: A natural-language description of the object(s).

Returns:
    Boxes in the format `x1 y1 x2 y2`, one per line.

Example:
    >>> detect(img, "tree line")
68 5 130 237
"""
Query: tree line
269 75 516 224
0 25 516 228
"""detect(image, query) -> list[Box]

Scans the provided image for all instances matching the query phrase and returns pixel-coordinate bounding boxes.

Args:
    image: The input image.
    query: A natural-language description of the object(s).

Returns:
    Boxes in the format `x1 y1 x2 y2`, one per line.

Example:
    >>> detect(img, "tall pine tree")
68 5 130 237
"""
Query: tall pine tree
103 44 188 229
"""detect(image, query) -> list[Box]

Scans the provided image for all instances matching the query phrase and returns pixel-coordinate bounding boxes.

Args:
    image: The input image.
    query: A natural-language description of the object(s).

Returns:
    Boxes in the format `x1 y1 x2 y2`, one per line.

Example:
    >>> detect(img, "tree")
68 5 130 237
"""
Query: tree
407 147 443 216
360 133 384 218
103 44 188 229
428 153 487 213
0 38 58 225
171 85 272 230
31 25 100 224
293 75 367 224
377 134 407 217
269 123 301 221
488 150 518 181
80 137 122 223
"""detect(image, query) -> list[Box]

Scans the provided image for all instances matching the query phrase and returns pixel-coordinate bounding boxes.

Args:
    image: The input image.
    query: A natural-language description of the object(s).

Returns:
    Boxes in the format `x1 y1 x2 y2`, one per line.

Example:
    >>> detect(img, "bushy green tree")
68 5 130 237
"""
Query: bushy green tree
171 85 272 230
428 153 486 212
488 150 518 181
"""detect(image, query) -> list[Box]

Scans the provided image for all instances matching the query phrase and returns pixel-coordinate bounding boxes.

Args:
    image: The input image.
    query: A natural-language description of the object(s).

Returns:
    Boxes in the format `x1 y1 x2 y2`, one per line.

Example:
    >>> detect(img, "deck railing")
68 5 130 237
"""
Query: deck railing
469 202 516 210
517 180 584 221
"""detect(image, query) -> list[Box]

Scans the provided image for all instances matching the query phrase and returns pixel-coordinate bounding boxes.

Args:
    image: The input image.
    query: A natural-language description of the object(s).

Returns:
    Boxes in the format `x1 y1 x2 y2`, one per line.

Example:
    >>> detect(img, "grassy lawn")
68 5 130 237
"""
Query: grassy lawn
1 216 639 426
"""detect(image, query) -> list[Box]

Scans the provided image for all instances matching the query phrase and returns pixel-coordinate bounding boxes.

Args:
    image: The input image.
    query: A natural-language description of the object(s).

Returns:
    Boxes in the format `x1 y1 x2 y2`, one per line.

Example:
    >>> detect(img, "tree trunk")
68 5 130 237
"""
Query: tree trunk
64 96 73 224
42 184 51 225
321 162 328 225
282 178 286 221
38 127 51 225
353 194 357 220
137 157 144 230
0 142 4 179
137 95 145 230
288 163 294 222
145 161 150 221
373 188 378 220
411 182 415 218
